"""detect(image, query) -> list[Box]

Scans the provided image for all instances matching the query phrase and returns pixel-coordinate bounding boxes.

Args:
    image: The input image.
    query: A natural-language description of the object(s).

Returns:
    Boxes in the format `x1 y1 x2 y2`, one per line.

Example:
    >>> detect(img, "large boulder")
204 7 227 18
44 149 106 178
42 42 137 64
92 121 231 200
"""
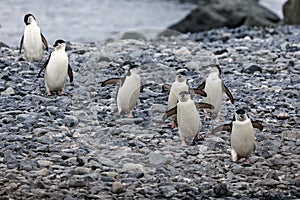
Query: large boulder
283 0 300 24
167 0 281 34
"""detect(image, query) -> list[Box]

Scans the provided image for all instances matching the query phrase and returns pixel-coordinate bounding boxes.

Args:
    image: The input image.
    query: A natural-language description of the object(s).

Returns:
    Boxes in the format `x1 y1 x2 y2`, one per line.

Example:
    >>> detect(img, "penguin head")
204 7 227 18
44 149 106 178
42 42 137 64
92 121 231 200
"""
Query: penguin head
123 61 140 74
176 69 187 82
179 91 190 102
208 64 222 75
24 14 36 25
53 39 66 50
235 109 248 121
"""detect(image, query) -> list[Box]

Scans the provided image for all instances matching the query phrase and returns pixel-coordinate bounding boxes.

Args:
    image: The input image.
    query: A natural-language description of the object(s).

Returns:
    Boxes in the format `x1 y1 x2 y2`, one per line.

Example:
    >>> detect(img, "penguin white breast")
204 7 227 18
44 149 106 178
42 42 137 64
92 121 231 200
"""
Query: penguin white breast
168 81 188 110
23 23 43 61
117 73 141 112
203 74 223 112
45 51 68 91
231 119 255 158
177 99 201 138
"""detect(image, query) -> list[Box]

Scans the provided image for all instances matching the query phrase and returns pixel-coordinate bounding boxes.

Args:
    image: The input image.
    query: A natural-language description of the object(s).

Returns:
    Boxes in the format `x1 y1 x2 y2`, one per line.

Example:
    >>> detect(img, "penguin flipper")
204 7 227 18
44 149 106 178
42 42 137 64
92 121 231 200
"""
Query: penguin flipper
19 35 24 54
192 89 207 97
41 33 49 51
251 121 263 131
223 84 234 104
37 55 50 78
163 106 177 120
196 102 214 110
211 123 232 134
162 84 171 92
101 78 121 87
140 84 144 93
68 64 73 82
196 81 206 91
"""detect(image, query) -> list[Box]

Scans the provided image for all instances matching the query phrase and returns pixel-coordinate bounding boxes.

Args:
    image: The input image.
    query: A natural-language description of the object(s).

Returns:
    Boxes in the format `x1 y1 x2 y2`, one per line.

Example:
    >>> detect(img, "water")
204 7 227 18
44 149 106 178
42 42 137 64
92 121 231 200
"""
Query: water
0 0 196 47
259 0 287 19
0 0 286 47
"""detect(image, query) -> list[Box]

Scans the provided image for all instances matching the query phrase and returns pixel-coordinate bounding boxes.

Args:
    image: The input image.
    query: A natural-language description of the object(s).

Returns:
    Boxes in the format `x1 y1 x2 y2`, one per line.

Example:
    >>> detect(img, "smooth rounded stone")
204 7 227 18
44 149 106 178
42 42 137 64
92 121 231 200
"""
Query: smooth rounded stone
71 167 91 175
34 168 51 176
129 49 144 59
0 80 6 91
151 104 166 114
112 181 125 194
127 139 146 148
67 179 89 188
37 160 53 167
122 163 144 172
213 183 229 197
242 64 262 74
148 152 170 166
98 156 116 167
173 46 191 56
115 117 144 125
19 159 40 171
100 175 115 183
159 185 177 198
273 110 290 120
0 86 15 95
101 171 119 178
281 130 299 141
63 115 79 127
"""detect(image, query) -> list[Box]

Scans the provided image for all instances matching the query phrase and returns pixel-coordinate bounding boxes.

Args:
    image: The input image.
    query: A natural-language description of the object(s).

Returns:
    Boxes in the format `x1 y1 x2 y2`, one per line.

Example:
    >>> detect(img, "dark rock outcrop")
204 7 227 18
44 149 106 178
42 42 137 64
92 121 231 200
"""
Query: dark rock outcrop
167 0 281 34
283 0 300 24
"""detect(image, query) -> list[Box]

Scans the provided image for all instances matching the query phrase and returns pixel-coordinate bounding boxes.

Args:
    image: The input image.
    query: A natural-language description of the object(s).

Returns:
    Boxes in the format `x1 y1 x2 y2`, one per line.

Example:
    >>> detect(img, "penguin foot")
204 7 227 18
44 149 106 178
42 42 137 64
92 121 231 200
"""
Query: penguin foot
194 134 204 141
181 141 187 147
243 158 250 164
192 134 205 145
204 113 211 121
215 113 221 122
58 90 65 96
170 121 177 129
47 92 52 96
128 112 134 118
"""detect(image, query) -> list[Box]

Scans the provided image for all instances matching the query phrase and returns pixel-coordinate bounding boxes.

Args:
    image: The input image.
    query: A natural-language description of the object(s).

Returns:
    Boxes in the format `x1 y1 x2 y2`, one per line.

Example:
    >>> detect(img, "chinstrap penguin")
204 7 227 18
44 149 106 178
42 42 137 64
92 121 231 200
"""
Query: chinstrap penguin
37 39 73 96
162 69 207 129
211 108 263 163
19 13 48 62
163 91 214 147
102 62 142 118
197 64 234 120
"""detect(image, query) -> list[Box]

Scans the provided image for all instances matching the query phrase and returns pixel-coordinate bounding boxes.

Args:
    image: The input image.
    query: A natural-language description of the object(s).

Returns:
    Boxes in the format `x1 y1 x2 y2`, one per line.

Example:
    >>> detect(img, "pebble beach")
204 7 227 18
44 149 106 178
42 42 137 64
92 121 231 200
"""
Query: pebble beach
0 25 299 199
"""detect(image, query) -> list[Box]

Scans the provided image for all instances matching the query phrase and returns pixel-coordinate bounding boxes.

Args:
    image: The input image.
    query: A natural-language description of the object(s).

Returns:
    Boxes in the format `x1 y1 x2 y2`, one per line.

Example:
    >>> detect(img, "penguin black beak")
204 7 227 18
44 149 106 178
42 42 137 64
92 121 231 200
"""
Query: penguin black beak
239 115 245 120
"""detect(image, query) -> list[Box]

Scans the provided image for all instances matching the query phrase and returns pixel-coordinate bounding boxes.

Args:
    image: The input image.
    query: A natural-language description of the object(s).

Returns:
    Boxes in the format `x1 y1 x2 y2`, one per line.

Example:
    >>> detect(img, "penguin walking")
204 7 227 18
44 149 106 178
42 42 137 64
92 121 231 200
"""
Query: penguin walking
211 109 263 163
37 39 73 96
163 91 214 147
102 62 142 118
162 69 206 128
19 13 48 62
197 64 234 121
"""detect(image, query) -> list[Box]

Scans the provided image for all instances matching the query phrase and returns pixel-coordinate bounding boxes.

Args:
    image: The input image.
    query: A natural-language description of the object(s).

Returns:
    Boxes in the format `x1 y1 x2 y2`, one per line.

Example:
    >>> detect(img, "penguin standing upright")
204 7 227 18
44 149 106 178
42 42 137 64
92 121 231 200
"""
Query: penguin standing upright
37 39 73 96
211 109 263 163
162 68 207 128
19 13 48 62
165 69 189 128
102 62 142 118
163 91 214 147
197 64 234 120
